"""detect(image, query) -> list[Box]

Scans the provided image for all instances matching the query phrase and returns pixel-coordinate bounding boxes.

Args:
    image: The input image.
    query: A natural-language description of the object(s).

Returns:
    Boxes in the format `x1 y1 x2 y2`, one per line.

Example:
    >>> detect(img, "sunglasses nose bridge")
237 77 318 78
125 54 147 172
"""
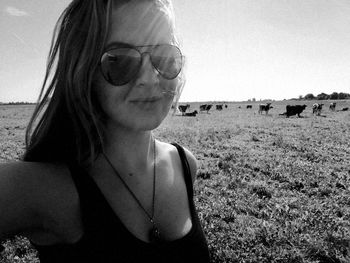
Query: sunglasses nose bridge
138 51 159 75
140 51 152 66
135 51 160 84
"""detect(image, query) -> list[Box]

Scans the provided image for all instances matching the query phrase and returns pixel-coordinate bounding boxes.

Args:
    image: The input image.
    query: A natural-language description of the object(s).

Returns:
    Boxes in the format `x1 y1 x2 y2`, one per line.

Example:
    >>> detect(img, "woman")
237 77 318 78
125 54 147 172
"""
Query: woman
0 0 210 262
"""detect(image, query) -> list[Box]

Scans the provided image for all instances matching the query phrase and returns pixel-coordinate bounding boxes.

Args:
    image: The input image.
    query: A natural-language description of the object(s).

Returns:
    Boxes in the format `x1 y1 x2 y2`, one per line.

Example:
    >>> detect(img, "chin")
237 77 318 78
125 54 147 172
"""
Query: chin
133 103 171 130
135 116 165 131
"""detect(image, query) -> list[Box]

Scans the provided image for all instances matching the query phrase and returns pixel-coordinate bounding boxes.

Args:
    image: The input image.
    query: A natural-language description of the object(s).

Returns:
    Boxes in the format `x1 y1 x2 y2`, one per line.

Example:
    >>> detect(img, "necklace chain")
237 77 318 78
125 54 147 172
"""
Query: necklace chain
102 137 157 230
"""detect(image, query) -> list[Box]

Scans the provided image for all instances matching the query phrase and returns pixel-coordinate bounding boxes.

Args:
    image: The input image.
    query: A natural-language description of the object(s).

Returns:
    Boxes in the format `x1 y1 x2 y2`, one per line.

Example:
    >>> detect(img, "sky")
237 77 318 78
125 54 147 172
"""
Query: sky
1 0 350 103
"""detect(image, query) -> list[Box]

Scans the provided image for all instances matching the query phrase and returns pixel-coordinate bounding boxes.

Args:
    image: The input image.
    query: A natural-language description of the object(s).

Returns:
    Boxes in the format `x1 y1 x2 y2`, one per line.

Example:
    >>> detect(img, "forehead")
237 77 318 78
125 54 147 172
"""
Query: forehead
106 1 175 47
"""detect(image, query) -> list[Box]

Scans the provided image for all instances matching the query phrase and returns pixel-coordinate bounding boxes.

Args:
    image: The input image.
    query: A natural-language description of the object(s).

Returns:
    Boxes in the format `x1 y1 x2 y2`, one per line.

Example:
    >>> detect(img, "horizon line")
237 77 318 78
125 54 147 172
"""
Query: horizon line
1 98 349 105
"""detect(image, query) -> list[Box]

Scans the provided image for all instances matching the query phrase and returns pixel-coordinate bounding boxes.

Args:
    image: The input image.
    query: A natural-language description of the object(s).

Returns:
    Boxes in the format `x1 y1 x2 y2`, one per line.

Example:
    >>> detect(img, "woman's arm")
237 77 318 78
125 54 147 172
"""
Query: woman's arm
0 161 42 241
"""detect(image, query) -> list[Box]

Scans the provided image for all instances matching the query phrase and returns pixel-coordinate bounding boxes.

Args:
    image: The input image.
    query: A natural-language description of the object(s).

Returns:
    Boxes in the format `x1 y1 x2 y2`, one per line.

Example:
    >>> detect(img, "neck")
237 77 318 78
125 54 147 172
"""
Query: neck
101 126 155 172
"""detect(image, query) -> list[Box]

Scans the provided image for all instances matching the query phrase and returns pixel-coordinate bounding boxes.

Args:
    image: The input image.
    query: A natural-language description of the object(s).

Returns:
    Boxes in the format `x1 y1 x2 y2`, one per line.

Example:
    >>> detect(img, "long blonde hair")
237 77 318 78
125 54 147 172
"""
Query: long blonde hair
24 0 184 167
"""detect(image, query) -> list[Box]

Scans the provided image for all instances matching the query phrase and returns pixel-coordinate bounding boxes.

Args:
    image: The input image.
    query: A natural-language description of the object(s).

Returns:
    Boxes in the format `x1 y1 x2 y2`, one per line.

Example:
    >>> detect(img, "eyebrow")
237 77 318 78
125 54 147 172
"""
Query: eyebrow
103 41 171 52
104 42 133 51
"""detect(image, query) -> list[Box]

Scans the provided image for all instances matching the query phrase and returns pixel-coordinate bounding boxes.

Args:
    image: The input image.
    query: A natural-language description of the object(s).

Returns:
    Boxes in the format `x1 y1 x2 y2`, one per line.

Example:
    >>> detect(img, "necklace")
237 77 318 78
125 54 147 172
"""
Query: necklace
102 137 162 243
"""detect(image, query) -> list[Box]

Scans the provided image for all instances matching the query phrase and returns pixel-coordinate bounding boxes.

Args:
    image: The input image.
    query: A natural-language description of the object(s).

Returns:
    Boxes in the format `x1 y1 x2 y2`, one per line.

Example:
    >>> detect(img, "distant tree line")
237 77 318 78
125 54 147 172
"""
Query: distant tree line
0 102 36 105
301 92 350 100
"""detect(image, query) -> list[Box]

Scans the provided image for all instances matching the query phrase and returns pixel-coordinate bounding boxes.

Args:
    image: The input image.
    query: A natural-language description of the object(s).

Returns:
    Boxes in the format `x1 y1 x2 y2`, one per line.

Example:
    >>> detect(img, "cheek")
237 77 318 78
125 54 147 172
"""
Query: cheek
92 77 118 119
160 78 179 98
93 71 127 108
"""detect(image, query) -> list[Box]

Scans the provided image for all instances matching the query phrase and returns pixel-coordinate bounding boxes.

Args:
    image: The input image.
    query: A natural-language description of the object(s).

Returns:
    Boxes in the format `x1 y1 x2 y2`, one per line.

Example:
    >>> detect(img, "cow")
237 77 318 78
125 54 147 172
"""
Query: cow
312 103 323 116
329 102 336 111
206 104 213 113
338 107 349 112
216 104 223 111
178 104 190 115
285 105 307 118
258 103 273 114
199 104 213 113
183 110 198 117
246 105 252 109
225 104 228 108
199 104 207 111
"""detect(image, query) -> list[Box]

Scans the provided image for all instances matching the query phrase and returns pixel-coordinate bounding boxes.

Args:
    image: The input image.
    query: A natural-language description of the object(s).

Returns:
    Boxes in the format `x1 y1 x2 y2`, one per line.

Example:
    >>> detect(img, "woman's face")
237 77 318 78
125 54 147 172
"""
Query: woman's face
94 0 179 132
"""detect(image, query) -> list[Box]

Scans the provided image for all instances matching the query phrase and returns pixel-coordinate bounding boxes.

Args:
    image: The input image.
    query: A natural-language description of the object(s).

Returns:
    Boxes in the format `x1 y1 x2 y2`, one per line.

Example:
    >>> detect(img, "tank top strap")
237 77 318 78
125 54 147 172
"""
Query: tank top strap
170 143 194 199
66 161 108 230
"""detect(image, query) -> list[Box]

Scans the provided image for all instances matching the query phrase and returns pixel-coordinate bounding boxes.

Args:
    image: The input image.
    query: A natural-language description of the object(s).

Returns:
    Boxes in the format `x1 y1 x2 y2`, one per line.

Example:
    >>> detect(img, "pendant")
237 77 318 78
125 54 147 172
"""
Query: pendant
149 226 162 243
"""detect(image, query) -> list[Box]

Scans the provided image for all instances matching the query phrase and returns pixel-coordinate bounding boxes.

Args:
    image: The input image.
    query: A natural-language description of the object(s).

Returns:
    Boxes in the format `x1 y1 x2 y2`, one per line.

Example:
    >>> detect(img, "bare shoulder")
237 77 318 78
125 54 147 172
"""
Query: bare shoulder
0 161 72 192
0 161 76 240
158 141 198 183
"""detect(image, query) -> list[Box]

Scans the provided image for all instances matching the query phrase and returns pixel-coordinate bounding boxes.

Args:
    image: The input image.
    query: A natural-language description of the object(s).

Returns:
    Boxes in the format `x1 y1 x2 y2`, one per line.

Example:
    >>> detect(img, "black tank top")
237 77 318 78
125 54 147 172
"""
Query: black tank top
31 143 210 262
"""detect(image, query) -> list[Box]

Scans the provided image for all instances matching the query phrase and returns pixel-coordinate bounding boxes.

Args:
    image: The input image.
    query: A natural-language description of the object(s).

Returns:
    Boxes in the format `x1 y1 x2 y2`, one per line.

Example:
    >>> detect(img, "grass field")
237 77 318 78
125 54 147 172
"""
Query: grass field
1 101 350 263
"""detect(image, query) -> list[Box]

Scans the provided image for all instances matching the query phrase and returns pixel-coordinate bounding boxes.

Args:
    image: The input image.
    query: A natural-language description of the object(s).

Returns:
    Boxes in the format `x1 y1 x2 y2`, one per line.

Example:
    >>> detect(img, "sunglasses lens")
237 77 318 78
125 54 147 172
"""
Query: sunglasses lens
100 45 182 86
151 45 182 79
101 48 140 86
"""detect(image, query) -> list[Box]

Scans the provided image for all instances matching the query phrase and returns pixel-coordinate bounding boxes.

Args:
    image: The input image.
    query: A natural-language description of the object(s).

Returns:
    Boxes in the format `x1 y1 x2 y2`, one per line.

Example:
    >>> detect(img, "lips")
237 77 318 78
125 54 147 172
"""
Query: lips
130 96 162 103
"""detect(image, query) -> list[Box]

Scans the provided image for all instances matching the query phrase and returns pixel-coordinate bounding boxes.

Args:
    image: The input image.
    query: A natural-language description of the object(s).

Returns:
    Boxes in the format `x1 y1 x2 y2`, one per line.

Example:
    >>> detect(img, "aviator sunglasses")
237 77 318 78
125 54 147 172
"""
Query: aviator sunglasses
100 43 183 86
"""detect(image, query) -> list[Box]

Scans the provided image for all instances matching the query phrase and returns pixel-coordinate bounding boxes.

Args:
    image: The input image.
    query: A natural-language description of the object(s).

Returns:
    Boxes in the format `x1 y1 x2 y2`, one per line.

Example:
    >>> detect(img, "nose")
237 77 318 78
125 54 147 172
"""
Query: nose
135 53 159 87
